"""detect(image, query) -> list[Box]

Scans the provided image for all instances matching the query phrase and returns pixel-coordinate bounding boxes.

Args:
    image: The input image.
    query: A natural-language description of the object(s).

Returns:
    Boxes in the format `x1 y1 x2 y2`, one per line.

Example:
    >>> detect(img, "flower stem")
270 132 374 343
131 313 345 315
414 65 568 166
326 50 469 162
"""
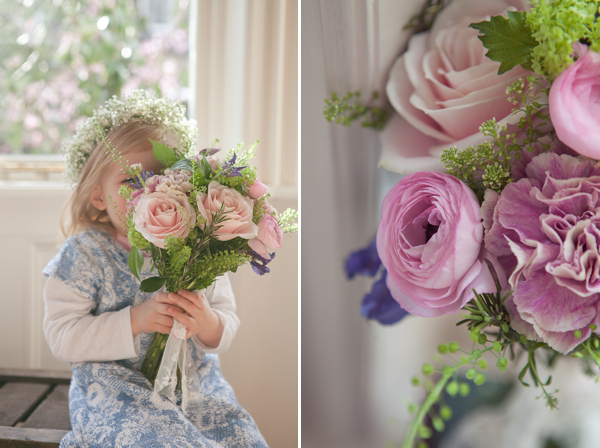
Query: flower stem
402 370 453 448
402 346 494 447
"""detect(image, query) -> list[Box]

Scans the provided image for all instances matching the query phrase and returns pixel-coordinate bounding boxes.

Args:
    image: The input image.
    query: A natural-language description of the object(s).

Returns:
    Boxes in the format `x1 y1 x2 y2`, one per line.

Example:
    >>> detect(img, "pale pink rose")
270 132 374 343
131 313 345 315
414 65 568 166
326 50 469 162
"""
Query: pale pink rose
248 180 268 199
377 171 497 317
248 215 283 258
380 0 531 174
197 181 258 241
549 44 600 160
133 192 196 248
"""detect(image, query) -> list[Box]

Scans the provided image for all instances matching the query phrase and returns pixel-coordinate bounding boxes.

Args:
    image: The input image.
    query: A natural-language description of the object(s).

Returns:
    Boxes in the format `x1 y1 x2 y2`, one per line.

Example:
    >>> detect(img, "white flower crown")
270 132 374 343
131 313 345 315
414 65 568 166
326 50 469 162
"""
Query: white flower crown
63 90 197 185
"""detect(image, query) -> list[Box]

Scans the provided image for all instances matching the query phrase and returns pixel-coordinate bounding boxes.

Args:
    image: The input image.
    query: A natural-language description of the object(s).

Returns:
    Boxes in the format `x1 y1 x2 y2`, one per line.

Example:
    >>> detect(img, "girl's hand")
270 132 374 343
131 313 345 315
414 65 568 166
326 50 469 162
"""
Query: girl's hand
130 293 184 337
163 290 224 348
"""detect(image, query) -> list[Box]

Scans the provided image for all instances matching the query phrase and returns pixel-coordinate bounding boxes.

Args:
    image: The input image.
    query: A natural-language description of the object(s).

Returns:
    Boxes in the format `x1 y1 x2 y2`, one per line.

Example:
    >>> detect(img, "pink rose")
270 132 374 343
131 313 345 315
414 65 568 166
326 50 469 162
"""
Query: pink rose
377 172 497 317
248 215 283 258
248 180 268 199
197 181 258 241
380 0 530 174
549 44 600 160
133 191 196 249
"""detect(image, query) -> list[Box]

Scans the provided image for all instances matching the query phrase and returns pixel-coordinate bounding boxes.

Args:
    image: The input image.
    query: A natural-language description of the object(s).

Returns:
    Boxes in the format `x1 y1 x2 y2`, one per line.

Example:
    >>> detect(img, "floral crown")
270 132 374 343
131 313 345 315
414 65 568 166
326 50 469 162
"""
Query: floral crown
63 90 197 185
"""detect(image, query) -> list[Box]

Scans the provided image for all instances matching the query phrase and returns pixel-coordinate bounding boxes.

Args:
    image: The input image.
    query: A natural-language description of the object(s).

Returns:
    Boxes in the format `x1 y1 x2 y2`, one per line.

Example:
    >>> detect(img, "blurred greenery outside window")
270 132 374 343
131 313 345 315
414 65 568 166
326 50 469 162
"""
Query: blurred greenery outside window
0 0 191 181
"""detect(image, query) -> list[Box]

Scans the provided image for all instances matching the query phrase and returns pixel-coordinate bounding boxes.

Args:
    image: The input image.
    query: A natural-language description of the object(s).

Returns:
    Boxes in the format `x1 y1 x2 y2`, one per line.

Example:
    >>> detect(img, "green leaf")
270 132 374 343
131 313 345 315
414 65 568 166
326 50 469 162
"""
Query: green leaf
470 10 538 74
170 158 193 171
150 139 179 168
128 247 144 280
139 276 165 292
199 155 212 179
191 168 208 188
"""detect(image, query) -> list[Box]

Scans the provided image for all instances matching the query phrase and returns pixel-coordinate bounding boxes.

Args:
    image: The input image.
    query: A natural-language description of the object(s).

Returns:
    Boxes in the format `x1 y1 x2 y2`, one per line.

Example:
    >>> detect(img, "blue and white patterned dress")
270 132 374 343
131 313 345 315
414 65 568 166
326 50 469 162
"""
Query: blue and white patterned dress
43 227 268 447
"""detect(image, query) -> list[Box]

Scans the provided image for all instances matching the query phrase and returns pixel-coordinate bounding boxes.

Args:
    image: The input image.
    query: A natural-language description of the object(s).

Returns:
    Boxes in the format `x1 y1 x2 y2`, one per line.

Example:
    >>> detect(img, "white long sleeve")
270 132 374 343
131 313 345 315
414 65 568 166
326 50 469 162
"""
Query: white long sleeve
43 273 240 362
43 276 140 362
191 273 240 354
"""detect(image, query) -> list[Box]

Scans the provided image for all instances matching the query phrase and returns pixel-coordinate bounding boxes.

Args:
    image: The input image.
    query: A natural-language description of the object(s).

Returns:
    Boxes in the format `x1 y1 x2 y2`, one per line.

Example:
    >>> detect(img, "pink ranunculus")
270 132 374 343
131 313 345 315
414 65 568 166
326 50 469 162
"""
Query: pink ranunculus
377 171 497 317
549 44 600 159
248 180 268 199
248 215 283 258
197 181 258 241
133 191 196 249
380 0 531 174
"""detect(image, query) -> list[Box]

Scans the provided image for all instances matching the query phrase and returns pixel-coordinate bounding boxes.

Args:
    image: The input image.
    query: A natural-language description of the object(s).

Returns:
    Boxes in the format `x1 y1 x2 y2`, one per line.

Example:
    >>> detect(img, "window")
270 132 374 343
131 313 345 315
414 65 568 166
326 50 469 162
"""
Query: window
0 0 191 180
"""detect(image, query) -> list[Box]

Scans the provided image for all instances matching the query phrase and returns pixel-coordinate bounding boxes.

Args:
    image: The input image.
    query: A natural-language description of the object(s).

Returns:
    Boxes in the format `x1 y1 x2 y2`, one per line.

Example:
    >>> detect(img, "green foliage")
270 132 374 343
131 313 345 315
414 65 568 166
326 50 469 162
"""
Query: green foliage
252 196 270 224
140 276 165 292
128 247 144 281
127 226 151 250
164 235 192 291
151 140 179 168
470 11 537 74
402 284 567 446
527 0 600 78
441 76 549 200
323 91 391 130
278 207 299 233
184 250 251 291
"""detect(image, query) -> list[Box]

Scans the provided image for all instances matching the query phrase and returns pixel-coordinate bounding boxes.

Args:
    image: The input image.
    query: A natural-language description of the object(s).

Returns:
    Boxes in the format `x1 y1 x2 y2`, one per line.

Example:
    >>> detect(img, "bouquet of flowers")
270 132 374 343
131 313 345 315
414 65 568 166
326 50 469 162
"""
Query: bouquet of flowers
110 137 297 401
329 0 600 446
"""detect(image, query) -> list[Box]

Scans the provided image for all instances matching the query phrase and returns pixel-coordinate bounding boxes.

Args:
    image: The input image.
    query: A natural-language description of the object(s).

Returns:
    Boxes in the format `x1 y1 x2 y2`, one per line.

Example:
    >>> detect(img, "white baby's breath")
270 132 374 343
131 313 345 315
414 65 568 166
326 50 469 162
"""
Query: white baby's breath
63 90 197 185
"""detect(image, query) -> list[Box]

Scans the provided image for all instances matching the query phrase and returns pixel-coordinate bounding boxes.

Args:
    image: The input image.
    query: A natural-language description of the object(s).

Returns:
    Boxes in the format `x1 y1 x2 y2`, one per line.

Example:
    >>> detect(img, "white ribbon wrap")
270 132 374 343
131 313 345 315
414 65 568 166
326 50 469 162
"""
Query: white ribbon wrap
153 319 201 414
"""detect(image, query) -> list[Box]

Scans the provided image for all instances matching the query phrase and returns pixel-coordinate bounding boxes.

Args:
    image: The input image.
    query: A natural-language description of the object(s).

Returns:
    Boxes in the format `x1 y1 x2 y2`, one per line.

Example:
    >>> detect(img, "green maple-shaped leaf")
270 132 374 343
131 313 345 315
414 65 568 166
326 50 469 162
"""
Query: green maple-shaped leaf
470 10 538 75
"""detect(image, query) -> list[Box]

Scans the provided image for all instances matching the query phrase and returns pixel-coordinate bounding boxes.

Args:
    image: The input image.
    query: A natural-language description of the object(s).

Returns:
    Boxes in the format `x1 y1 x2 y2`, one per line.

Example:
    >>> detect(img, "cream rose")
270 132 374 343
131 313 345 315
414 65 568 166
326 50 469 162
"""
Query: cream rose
133 191 196 248
380 0 530 174
197 181 258 241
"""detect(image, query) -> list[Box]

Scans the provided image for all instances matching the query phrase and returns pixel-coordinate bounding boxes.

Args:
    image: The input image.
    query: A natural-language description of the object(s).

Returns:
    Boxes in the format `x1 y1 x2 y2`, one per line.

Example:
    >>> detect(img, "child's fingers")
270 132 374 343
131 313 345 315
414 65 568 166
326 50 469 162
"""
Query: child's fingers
155 324 173 335
167 306 196 328
154 292 170 304
157 303 183 316
155 314 174 328
177 290 207 311
168 292 197 316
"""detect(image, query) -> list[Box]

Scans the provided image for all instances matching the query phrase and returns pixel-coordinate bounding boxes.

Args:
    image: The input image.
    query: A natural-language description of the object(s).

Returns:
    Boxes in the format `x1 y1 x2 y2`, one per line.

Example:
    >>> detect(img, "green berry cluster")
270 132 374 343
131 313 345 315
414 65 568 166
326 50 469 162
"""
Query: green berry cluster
527 0 600 78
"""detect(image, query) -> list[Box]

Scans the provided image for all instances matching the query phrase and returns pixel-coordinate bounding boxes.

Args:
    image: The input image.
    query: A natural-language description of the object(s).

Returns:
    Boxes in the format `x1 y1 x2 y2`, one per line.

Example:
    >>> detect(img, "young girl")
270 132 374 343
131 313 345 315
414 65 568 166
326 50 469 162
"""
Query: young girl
43 91 268 447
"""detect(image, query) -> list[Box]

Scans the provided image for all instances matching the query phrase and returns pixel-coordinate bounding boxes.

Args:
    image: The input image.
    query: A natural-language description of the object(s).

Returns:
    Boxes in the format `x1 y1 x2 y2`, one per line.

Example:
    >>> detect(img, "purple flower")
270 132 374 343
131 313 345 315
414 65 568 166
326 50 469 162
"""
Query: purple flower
221 153 247 178
344 238 381 279
484 152 600 353
199 148 220 157
249 249 275 275
361 270 409 325
130 170 154 189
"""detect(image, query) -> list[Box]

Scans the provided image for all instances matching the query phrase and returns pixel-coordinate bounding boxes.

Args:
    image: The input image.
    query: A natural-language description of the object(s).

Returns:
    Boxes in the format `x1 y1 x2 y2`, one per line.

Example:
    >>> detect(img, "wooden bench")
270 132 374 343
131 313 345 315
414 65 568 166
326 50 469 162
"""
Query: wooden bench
0 368 71 448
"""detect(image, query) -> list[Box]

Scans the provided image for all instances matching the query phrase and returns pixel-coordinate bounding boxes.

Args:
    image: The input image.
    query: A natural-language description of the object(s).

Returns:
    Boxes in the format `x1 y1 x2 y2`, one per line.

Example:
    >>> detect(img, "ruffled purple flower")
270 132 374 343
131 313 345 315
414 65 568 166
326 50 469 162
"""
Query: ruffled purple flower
484 152 600 353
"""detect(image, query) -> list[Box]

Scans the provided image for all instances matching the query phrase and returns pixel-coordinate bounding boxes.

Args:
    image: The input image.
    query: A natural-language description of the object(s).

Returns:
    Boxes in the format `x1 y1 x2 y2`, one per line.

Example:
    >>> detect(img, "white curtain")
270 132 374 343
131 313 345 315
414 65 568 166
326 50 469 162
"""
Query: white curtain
301 1 472 445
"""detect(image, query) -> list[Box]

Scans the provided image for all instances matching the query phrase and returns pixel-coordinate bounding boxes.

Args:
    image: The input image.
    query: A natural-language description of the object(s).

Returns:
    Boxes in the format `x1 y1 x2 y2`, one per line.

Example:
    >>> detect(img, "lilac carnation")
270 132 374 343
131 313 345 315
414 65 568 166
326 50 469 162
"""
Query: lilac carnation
484 152 600 353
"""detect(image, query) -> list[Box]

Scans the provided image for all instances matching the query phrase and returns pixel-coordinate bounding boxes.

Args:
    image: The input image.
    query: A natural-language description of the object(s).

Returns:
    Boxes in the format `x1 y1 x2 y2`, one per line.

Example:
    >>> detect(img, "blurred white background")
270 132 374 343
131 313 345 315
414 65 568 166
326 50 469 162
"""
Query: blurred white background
0 1 297 447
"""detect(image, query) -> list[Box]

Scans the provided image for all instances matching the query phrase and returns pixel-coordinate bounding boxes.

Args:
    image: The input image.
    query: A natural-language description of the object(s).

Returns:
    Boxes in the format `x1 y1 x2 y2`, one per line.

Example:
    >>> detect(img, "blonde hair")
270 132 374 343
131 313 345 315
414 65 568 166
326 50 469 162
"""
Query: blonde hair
60 121 162 238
